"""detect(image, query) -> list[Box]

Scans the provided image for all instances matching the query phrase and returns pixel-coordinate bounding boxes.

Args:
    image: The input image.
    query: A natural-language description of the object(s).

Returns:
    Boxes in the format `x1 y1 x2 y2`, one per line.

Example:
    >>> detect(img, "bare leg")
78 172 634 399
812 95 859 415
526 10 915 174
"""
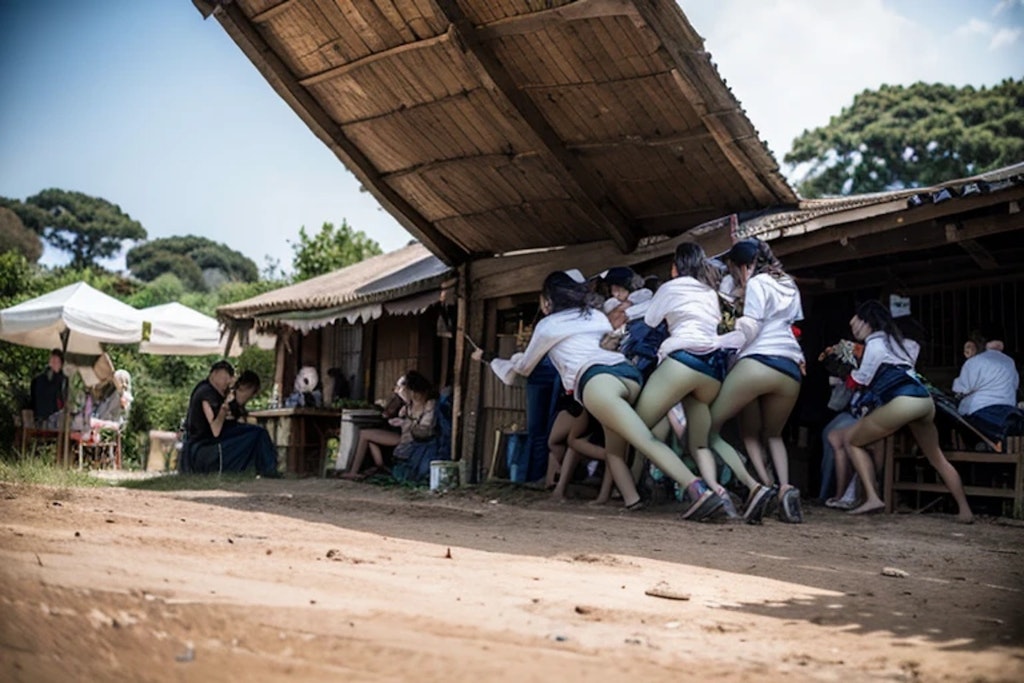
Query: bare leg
759 387 801 497
738 401 773 485
546 410 575 487
343 429 399 479
906 412 973 522
842 397 933 515
592 467 615 505
551 448 578 501
583 374 700 501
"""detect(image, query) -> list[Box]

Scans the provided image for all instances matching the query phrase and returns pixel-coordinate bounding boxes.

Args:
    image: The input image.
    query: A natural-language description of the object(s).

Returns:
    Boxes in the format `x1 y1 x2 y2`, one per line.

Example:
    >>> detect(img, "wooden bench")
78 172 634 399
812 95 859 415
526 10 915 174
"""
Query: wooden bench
883 433 1024 518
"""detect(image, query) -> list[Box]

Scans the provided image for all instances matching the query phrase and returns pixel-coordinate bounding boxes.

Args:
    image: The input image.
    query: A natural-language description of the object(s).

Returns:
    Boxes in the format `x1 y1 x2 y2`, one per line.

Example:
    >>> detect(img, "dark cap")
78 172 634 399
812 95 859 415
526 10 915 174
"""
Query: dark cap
210 359 235 376
601 266 638 290
724 239 759 265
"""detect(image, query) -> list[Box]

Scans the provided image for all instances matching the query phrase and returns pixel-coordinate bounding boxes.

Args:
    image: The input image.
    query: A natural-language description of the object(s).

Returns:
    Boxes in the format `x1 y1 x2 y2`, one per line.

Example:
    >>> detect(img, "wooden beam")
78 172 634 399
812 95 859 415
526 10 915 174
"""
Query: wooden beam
783 203 1024 271
627 2 795 205
470 225 732 300
459 291 486 481
298 31 452 87
450 263 467 467
956 237 1001 270
475 0 637 39
251 0 295 24
565 129 715 152
197 0 465 264
434 0 639 254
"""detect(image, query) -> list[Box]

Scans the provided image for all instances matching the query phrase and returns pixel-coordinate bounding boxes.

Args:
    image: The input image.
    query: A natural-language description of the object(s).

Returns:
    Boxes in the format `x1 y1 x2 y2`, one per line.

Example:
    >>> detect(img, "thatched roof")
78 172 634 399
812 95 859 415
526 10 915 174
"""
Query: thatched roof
218 241 451 326
196 0 797 265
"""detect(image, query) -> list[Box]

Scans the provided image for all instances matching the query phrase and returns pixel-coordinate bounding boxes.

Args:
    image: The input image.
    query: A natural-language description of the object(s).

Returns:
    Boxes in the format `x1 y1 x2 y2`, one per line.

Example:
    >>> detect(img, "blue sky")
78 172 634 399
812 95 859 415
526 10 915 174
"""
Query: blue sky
1 1 1021 274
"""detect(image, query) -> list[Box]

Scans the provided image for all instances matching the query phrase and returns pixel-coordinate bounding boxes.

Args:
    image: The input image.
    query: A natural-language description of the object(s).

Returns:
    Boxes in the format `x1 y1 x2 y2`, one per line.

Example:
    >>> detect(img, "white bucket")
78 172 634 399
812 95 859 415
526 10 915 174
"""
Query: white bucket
429 460 460 492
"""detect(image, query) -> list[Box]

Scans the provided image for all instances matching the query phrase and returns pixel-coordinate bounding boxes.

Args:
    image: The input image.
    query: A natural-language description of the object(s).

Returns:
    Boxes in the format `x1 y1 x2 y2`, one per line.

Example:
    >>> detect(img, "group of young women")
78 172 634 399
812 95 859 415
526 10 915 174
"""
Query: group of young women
473 237 974 524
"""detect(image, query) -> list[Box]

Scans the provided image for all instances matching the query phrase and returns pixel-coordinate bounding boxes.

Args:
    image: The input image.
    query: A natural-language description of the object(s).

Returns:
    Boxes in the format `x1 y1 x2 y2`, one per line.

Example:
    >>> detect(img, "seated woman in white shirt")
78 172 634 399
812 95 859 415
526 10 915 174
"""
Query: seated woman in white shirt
834 301 972 521
475 270 724 520
707 239 806 523
952 328 1021 443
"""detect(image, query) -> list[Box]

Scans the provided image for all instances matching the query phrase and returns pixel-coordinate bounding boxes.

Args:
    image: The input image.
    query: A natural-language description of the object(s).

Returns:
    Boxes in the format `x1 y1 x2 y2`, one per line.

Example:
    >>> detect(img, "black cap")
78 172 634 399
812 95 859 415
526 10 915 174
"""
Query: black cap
210 360 235 376
724 239 759 265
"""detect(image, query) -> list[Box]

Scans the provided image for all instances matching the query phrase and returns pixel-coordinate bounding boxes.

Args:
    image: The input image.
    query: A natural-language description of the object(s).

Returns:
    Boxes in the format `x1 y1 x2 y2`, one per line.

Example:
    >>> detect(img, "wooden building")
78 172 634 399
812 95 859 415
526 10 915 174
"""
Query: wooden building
196 1 1022 495
218 242 455 406
195 0 797 478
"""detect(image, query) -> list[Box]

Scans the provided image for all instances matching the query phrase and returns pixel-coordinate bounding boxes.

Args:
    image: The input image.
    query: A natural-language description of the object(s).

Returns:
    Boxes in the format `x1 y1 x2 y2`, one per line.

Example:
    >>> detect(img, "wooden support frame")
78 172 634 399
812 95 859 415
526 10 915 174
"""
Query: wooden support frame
195 0 465 264
434 0 639 254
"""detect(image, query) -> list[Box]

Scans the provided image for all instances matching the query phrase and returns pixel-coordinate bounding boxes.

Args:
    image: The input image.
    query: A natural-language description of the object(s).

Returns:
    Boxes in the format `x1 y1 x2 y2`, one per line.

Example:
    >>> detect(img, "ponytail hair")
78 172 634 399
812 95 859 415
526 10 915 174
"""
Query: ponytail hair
673 242 721 289
542 271 592 314
751 239 788 280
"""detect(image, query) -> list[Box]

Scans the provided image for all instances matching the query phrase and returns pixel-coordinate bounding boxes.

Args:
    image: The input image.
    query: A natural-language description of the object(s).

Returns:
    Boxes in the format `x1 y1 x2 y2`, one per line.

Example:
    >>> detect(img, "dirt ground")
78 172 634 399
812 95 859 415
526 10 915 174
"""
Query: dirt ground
1 476 1022 682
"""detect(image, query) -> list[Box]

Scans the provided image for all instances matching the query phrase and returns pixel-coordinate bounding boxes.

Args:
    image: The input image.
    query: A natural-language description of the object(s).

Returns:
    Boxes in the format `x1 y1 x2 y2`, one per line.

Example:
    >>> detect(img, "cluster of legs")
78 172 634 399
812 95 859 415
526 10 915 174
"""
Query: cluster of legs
833 397 974 522
708 358 801 520
581 373 723 517
547 409 612 502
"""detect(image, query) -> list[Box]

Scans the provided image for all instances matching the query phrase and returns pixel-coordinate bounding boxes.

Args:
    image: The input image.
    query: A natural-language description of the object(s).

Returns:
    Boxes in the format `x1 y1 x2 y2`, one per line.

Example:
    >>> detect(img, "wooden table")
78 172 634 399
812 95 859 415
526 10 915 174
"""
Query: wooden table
248 407 344 476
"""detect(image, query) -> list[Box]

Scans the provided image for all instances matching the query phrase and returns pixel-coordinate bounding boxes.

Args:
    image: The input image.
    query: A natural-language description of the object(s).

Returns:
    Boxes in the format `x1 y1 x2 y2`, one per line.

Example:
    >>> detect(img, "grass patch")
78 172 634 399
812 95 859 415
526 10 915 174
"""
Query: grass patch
0 457 107 488
116 472 261 491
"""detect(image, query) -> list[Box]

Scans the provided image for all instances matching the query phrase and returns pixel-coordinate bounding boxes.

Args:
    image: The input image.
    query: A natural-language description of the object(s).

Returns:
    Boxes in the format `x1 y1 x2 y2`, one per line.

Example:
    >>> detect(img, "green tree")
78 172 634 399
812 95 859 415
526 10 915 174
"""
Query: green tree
0 202 43 262
15 189 147 269
290 220 382 281
785 79 1024 197
126 235 259 291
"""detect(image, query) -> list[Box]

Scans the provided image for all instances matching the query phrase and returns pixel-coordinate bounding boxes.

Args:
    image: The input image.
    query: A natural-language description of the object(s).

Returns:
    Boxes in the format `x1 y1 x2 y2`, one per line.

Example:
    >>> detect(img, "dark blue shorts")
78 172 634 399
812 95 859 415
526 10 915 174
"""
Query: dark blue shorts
746 354 803 384
577 362 644 404
668 349 728 382
872 364 929 403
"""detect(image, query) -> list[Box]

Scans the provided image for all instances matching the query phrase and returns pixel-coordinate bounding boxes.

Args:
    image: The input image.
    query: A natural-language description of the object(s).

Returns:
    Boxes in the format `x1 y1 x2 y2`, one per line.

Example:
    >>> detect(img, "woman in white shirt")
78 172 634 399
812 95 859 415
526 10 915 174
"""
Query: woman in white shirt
476 270 724 521
835 300 972 521
633 242 763 518
707 239 805 523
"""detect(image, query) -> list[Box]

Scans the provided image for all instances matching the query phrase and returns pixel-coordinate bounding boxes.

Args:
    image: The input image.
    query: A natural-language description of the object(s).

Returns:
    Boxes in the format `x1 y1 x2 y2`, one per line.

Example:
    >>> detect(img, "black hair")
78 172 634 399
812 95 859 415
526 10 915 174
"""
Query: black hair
750 239 788 280
674 242 720 289
235 370 261 391
855 300 913 360
209 359 235 376
403 370 437 400
542 271 592 314
50 348 64 361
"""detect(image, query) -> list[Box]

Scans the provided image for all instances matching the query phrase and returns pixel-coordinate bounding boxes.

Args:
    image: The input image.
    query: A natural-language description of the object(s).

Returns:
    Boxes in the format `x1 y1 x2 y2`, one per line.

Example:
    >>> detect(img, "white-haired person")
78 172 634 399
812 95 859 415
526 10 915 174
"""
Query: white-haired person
707 238 806 523
832 300 973 522
474 270 724 520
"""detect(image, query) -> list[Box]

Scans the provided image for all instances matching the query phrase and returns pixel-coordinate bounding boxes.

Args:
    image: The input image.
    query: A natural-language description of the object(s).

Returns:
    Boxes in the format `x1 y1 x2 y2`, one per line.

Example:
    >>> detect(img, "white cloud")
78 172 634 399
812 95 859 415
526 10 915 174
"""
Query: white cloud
993 0 1023 16
990 26 1022 48
954 18 993 37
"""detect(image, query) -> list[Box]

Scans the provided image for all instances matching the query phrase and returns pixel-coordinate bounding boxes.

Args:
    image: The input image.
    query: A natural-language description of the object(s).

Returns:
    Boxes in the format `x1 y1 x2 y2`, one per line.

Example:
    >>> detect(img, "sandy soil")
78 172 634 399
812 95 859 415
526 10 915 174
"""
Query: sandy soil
1 476 1022 682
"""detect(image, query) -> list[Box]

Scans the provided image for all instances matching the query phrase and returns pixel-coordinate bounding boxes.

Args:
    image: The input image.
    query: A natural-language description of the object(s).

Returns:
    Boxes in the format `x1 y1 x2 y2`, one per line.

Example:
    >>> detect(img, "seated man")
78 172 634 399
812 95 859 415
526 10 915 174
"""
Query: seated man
953 327 1022 444
181 361 280 477
30 348 67 429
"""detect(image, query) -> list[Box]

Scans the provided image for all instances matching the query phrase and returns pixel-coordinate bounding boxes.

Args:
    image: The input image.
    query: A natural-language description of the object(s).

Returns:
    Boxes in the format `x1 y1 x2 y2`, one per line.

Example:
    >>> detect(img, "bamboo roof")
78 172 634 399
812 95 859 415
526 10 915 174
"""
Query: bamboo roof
217 241 450 320
195 0 797 265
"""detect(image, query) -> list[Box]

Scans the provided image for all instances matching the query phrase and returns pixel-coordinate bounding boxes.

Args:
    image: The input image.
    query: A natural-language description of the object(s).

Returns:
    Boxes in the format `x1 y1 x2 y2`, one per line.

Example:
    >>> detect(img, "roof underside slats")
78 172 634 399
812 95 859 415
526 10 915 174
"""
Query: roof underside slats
202 0 797 264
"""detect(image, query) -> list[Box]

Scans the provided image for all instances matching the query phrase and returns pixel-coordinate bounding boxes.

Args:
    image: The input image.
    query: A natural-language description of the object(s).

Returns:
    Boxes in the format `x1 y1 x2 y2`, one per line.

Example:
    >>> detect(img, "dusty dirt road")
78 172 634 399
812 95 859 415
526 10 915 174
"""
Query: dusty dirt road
1 477 1022 682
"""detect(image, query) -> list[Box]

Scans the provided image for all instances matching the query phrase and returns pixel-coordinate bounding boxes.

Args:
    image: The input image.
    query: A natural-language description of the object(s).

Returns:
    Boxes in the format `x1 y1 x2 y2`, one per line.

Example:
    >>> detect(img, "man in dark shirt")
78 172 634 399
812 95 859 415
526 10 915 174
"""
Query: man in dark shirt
30 349 67 428
180 361 279 477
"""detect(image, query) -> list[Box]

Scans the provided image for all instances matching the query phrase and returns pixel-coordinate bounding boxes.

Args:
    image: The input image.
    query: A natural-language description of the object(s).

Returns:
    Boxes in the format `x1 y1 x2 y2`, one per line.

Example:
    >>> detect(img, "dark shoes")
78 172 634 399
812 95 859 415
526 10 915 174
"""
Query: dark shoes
680 479 724 521
742 484 773 524
778 487 803 523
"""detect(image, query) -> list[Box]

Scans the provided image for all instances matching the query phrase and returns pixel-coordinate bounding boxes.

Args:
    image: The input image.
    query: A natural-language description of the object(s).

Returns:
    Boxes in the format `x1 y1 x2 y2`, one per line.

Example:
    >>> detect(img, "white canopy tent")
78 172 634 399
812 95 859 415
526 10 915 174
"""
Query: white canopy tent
0 282 144 354
140 302 231 356
139 302 276 357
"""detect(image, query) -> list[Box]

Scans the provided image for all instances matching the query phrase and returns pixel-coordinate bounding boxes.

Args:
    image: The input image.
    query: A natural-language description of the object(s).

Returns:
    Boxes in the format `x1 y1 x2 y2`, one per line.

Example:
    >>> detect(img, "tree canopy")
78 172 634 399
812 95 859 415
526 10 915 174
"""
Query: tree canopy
0 204 43 262
126 235 259 291
290 220 383 281
13 189 147 269
784 79 1024 198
